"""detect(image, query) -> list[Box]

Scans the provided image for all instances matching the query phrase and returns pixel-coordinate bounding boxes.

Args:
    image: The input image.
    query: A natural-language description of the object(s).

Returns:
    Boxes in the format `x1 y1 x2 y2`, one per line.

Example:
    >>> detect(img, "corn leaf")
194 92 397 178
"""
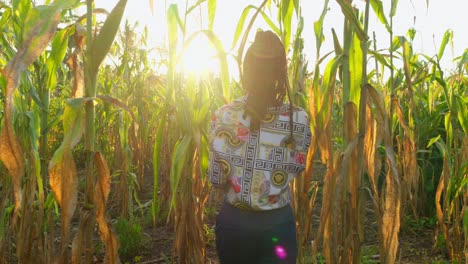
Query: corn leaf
456 95 468 134
314 0 329 54
0 117 24 217
152 114 165 226
0 0 72 219
231 5 280 50
167 4 180 63
48 151 77 234
193 30 230 99
45 28 70 91
90 0 128 73
280 0 294 53
437 29 453 61
94 152 120 264
168 135 192 214
97 95 137 123
149 0 154 15
369 50 391 68
186 0 206 15
336 0 367 41
390 0 399 17
370 0 391 32
207 0 216 30
349 34 363 107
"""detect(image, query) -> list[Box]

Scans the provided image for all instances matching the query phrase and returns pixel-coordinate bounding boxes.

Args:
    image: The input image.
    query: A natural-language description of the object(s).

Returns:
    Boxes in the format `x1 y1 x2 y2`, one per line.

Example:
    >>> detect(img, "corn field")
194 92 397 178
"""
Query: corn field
0 0 467 263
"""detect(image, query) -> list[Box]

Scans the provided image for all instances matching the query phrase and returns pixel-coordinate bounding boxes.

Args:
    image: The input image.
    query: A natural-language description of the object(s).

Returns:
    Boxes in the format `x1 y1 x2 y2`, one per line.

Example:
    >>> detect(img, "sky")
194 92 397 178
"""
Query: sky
75 1 468 77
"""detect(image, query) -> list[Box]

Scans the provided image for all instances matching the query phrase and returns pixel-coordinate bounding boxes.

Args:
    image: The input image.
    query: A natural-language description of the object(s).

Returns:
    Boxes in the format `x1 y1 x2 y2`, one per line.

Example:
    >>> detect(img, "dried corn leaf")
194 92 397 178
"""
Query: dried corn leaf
48 98 86 263
381 155 401 263
48 151 78 262
94 152 111 204
94 152 120 264
366 84 401 263
364 88 385 203
49 151 78 218
71 211 92 264
0 116 24 218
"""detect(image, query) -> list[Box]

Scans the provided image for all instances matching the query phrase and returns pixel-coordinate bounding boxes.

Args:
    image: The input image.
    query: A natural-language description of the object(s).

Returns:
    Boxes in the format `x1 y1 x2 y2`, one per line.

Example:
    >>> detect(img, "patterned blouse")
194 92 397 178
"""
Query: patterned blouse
208 96 311 211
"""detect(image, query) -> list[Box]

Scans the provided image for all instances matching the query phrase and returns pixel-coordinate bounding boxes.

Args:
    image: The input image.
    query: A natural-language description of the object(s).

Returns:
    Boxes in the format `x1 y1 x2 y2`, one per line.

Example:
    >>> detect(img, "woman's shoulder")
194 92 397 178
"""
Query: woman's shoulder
275 104 309 118
214 97 245 114
212 97 246 123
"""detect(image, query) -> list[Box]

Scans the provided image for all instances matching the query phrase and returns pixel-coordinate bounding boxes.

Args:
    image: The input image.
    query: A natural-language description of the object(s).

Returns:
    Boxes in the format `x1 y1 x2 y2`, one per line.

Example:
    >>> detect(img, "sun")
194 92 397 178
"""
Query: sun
178 34 220 76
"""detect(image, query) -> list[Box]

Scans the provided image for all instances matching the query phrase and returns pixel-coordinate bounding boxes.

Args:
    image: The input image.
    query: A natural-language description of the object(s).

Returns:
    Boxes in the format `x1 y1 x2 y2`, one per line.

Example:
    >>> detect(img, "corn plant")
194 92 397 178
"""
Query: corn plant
307 0 403 263
151 1 229 263
0 1 79 263
427 47 468 262
47 0 128 263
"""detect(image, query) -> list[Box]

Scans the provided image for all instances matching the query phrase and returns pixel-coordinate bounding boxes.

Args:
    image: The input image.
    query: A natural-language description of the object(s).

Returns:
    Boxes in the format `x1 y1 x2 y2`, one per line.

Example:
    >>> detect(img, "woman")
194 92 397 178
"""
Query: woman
208 30 311 264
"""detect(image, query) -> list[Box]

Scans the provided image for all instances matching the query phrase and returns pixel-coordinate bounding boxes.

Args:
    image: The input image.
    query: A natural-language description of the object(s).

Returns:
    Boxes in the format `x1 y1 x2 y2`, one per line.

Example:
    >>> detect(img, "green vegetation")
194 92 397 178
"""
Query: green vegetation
0 0 466 263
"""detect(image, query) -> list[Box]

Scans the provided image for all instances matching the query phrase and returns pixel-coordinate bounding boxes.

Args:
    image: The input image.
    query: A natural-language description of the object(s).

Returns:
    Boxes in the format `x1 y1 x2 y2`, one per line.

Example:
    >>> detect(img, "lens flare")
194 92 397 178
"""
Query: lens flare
274 245 287 260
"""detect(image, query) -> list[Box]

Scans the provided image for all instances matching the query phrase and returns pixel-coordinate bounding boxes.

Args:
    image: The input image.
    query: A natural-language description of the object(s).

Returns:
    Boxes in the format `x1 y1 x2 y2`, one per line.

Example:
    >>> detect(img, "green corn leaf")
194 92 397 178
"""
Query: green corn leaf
45 28 70 91
336 0 367 41
260 11 280 36
455 95 468 134
369 50 391 68
208 0 216 30
44 192 56 211
391 36 402 51
29 85 46 110
168 135 192 215
0 8 11 29
231 5 279 50
437 29 453 61
152 112 165 226
167 4 180 63
97 95 137 123
61 98 90 148
26 110 40 150
349 34 363 106
43 108 64 136
90 0 128 73
280 0 294 53
426 135 441 148
400 37 412 80
187 0 207 15
407 28 416 41
321 55 342 114
201 30 230 99
313 20 324 52
370 0 391 32
331 28 342 56
444 112 453 144
314 0 329 54
390 0 399 17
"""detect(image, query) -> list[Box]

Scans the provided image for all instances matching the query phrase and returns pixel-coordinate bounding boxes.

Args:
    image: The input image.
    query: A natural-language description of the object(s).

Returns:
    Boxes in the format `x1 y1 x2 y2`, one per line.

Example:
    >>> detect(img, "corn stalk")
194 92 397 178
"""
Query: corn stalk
48 0 128 263
429 47 468 262
151 2 229 263
0 1 76 262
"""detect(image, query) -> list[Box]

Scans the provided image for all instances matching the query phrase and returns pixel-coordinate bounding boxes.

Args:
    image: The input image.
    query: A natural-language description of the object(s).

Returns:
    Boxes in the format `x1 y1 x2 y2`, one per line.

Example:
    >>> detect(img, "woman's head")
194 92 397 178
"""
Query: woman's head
243 30 287 104
243 30 288 130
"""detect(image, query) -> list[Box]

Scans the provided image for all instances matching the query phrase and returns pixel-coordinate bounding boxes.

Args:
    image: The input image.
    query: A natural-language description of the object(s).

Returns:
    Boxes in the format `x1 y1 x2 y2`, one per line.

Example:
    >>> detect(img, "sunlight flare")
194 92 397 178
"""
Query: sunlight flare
179 35 219 76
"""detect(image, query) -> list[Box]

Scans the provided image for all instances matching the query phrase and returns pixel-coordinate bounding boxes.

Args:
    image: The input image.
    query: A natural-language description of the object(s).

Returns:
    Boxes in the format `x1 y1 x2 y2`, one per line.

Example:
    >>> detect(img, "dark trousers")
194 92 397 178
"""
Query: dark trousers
215 202 297 264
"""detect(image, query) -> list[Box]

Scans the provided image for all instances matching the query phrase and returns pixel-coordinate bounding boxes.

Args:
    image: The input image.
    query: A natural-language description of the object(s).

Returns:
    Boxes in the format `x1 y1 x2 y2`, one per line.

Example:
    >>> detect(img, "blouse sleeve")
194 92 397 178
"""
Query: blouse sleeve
207 109 226 188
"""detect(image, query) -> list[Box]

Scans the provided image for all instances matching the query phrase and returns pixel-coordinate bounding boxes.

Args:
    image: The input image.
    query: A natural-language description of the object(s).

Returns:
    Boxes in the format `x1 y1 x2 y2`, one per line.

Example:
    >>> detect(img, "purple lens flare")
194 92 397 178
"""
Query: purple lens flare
274 245 287 259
